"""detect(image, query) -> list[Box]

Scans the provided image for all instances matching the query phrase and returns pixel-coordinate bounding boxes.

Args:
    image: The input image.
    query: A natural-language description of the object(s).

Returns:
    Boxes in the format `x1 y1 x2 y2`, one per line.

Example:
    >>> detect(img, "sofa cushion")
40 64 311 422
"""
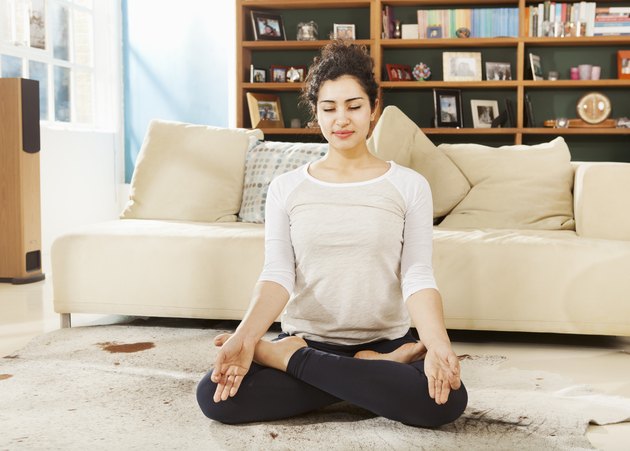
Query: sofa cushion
367 105 471 218
438 137 575 230
239 141 328 223
121 120 263 223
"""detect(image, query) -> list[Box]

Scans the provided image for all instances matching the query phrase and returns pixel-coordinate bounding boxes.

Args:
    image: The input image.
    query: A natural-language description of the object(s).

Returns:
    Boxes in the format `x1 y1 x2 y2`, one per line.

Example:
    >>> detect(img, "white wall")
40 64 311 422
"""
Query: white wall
39 127 125 272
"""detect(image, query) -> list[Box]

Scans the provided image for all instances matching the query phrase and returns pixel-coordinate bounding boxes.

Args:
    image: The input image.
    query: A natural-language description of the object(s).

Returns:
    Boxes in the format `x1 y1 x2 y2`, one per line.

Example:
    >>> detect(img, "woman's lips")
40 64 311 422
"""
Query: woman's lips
333 130 354 139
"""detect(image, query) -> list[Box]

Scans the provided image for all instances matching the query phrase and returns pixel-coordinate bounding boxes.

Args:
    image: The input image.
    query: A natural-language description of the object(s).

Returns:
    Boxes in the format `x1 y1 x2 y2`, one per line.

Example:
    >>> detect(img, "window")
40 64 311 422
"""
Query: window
0 0 117 128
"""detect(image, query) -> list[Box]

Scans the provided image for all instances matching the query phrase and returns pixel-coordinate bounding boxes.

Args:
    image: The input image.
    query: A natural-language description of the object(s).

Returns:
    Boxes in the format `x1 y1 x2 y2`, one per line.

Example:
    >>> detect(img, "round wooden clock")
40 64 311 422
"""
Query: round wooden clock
576 92 612 124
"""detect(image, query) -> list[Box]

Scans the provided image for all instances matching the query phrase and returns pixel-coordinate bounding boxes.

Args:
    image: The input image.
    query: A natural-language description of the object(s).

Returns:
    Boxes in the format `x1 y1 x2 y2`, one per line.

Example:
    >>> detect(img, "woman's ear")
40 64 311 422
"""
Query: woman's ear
370 98 380 121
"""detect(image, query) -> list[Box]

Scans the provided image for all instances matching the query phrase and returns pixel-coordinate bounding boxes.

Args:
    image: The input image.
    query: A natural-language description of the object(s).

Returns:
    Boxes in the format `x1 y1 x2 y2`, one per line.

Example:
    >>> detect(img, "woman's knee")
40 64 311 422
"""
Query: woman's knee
196 372 243 424
411 381 468 428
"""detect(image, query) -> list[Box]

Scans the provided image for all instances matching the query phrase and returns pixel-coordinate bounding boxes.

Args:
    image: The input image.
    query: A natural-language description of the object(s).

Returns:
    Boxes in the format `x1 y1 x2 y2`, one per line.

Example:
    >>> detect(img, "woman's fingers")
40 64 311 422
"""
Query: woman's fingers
439 379 451 404
230 375 243 397
427 375 436 400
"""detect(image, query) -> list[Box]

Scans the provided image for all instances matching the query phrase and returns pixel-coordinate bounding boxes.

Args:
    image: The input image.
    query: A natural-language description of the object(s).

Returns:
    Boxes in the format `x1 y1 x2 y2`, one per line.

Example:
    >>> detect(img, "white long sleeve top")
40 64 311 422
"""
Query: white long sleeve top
258 161 438 345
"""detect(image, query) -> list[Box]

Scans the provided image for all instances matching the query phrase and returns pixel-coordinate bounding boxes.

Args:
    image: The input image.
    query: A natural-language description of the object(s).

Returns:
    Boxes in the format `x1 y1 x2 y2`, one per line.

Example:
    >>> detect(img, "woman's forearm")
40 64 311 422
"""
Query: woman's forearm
406 288 451 349
234 281 291 345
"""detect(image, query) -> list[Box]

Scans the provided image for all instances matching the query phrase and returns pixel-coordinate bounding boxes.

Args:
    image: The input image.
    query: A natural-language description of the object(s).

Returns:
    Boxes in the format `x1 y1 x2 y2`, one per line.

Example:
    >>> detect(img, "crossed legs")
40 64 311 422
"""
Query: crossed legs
196 332 467 427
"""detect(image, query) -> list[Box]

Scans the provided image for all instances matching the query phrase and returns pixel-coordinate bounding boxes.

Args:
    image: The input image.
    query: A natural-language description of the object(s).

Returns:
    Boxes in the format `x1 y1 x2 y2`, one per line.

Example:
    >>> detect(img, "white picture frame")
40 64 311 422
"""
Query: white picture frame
333 23 356 40
443 52 482 82
470 99 500 128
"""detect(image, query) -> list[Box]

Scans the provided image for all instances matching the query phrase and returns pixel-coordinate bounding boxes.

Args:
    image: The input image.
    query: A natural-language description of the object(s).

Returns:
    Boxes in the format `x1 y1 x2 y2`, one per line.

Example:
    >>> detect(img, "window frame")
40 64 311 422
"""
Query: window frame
0 0 121 131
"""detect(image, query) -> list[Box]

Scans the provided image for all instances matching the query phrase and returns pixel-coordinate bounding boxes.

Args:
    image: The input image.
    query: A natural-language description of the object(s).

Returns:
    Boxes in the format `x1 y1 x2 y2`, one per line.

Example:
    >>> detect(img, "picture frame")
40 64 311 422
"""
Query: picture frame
427 25 443 39
246 92 284 128
485 62 512 81
286 65 307 83
443 52 482 82
470 99 500 128
251 11 286 41
529 53 543 81
333 23 356 40
504 98 516 127
270 65 289 83
433 89 463 128
385 63 413 81
524 94 535 127
618 50 630 79
250 65 266 83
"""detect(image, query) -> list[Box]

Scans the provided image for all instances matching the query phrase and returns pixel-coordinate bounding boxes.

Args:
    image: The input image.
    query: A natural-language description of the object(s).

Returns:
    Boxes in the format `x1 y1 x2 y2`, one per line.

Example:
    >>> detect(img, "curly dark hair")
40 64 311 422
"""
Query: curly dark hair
300 40 378 124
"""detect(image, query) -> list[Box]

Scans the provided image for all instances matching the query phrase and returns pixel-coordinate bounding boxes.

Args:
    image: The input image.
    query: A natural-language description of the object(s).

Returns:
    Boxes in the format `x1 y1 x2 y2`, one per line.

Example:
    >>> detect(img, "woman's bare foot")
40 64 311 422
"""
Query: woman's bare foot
354 342 427 364
253 336 308 371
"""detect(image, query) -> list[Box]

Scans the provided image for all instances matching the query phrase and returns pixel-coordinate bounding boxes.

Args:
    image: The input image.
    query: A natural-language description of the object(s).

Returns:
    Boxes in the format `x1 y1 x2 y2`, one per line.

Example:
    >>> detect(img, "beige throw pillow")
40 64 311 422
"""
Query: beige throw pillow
368 106 470 218
438 137 575 230
121 120 263 223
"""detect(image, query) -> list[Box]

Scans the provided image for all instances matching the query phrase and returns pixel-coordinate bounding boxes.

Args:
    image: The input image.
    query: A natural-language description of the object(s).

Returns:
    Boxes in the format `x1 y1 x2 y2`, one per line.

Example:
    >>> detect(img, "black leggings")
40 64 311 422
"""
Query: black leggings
196 330 467 428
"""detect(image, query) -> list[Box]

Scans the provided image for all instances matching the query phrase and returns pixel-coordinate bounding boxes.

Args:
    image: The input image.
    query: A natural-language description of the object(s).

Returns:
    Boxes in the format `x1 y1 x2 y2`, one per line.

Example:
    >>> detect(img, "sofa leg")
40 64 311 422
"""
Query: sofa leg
60 313 72 328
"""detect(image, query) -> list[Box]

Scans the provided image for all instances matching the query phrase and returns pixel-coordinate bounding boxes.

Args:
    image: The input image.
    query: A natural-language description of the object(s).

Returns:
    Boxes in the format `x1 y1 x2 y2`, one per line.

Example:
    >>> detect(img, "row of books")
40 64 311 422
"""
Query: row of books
594 6 630 36
528 2 630 37
416 8 519 38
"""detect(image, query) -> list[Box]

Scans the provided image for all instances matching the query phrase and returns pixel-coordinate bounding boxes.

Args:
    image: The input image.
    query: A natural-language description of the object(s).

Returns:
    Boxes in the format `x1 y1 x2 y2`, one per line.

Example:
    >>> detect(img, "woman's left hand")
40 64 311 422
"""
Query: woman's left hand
423 342 461 405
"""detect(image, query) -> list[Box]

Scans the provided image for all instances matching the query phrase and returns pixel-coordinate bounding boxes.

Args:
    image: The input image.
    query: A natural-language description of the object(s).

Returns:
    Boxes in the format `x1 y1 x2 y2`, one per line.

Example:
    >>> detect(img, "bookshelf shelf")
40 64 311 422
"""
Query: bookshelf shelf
236 0 630 149
381 81 520 89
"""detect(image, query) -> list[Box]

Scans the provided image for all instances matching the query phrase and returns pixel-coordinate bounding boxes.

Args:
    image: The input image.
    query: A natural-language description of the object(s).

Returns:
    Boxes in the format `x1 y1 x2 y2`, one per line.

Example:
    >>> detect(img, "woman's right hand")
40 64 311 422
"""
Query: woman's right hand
210 333 256 403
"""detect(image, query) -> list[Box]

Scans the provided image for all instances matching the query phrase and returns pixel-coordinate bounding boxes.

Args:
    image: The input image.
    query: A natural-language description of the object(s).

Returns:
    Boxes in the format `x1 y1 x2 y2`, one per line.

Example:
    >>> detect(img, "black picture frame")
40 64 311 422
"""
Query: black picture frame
524 94 535 127
250 65 266 83
433 89 463 128
251 11 286 41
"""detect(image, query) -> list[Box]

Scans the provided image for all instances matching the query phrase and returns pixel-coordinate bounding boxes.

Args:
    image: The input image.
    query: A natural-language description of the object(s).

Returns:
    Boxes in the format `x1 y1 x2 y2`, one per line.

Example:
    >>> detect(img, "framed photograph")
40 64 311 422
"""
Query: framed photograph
250 65 266 83
443 52 482 82
504 98 515 127
529 53 543 80
385 63 413 81
485 62 512 80
618 50 630 79
427 25 443 39
286 65 307 82
270 65 289 83
433 89 463 128
470 100 500 128
524 94 535 127
246 92 284 128
251 11 286 41
333 23 356 40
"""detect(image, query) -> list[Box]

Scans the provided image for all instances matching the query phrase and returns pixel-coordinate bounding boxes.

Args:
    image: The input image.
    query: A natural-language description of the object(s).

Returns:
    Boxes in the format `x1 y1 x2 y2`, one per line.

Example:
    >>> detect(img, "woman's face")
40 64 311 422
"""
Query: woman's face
316 75 376 153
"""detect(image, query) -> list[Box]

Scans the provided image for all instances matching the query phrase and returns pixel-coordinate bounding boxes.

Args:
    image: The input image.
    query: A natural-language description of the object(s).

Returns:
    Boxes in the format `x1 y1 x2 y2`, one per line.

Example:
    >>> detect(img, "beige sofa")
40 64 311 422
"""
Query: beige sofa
52 111 630 336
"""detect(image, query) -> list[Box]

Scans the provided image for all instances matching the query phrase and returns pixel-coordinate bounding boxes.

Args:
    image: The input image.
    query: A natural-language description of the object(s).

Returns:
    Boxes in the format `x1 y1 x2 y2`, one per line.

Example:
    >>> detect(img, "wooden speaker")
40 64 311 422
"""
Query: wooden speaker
0 78 45 284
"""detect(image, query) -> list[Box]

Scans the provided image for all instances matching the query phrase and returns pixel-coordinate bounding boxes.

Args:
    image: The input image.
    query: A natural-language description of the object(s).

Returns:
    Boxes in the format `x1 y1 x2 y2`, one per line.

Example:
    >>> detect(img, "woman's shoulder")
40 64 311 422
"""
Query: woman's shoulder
268 163 309 196
388 162 430 189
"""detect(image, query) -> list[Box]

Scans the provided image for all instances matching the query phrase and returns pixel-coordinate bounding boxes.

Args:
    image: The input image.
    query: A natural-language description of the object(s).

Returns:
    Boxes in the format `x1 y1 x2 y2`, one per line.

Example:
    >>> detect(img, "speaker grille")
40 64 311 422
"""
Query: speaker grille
21 78 41 154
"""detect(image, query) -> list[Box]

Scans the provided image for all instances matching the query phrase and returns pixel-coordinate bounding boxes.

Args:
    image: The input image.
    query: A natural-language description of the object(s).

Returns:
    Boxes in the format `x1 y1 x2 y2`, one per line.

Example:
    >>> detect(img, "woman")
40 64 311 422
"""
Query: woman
196 41 467 427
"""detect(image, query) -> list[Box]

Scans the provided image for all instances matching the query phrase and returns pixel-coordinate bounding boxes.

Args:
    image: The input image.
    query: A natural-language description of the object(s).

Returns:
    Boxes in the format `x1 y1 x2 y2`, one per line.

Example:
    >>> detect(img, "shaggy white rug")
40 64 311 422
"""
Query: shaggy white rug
1 319 629 450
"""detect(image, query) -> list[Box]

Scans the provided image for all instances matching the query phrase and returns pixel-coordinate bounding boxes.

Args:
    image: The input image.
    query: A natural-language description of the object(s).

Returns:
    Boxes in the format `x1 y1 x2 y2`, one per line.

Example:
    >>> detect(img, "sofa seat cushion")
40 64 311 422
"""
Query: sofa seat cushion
121 120 263 223
434 228 630 335
438 137 575 231
52 220 265 319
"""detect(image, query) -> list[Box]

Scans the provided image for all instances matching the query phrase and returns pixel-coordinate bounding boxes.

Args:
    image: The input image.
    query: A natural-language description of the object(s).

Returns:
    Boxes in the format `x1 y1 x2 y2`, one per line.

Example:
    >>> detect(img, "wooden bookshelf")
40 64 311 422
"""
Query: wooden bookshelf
236 0 630 150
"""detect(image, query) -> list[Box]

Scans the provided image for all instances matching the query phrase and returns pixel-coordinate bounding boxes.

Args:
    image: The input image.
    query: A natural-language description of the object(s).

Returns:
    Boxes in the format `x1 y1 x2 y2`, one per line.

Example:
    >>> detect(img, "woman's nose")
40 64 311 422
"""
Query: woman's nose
335 110 350 125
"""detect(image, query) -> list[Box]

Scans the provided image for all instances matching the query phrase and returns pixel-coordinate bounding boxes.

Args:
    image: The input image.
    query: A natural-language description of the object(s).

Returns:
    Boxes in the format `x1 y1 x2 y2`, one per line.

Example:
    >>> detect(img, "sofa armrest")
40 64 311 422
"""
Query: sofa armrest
574 162 630 240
